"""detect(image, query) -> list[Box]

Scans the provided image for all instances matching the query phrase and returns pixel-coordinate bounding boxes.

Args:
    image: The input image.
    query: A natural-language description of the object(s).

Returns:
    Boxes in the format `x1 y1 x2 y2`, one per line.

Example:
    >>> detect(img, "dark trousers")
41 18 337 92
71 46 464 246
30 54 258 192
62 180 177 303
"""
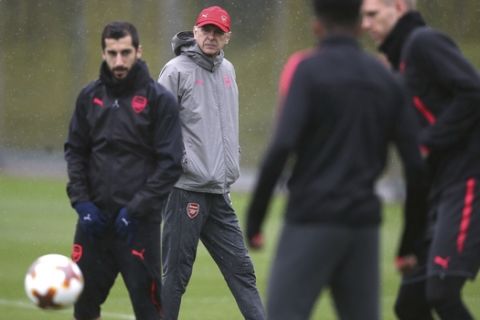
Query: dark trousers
395 273 473 320
73 221 162 320
266 223 379 320
395 277 434 320
161 188 265 320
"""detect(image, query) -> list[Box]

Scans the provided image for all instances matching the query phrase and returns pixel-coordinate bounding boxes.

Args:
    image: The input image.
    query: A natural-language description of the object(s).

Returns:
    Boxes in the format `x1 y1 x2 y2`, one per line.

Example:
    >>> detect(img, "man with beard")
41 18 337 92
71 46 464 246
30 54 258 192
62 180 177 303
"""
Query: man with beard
65 21 183 320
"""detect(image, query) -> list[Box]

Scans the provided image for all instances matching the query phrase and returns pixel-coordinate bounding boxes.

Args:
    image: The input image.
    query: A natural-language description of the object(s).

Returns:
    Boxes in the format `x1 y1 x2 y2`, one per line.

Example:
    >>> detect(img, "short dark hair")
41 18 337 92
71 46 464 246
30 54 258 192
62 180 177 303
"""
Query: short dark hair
101 21 139 50
312 0 362 28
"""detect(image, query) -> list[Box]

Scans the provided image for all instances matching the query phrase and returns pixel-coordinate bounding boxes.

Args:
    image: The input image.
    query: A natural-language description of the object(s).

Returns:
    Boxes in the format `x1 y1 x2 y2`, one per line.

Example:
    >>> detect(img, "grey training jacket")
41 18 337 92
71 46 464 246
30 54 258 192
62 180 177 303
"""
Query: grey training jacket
158 31 240 194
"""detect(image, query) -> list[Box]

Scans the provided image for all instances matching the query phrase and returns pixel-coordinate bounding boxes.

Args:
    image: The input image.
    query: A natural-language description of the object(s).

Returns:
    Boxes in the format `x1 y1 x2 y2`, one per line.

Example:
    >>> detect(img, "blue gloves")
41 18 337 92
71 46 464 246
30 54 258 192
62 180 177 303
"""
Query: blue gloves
74 201 107 237
114 208 136 240
74 203 135 241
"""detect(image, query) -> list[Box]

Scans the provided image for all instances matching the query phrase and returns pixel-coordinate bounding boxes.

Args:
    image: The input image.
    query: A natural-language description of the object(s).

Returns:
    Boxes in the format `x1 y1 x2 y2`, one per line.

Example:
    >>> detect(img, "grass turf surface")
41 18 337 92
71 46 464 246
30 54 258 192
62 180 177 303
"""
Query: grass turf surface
0 174 478 319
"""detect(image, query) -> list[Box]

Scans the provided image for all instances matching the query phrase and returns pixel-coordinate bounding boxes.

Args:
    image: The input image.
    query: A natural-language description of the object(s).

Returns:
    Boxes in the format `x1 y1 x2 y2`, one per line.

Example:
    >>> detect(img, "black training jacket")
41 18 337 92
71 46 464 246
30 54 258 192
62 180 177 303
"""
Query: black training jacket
383 11 480 198
65 60 183 221
247 35 426 255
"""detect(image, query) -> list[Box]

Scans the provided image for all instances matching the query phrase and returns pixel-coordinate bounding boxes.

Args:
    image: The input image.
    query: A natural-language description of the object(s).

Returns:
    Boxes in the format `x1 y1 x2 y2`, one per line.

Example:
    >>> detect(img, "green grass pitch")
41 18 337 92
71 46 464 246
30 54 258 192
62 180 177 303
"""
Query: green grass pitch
0 174 478 319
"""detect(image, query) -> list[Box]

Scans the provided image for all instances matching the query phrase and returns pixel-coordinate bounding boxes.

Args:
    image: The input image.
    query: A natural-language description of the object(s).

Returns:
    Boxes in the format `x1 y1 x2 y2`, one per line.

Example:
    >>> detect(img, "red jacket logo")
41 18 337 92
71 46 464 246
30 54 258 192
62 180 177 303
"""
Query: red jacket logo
224 75 232 87
186 203 200 219
131 96 147 113
93 97 104 107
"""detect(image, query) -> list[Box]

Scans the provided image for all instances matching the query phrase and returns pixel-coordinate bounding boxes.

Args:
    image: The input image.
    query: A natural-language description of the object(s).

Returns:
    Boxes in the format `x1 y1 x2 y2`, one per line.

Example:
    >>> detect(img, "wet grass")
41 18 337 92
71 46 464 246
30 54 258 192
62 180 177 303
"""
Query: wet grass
0 174 478 319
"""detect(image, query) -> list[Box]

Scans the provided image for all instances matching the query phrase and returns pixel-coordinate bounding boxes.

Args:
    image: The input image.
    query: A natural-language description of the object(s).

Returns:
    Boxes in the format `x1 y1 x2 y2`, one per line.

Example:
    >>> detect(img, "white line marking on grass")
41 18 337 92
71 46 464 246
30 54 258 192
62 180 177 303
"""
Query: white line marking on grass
0 298 135 319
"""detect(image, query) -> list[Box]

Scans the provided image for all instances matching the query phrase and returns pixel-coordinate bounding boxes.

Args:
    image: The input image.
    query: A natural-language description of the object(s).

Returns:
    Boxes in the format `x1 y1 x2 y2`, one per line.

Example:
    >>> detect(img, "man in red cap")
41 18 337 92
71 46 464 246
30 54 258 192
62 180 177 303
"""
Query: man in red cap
158 6 265 320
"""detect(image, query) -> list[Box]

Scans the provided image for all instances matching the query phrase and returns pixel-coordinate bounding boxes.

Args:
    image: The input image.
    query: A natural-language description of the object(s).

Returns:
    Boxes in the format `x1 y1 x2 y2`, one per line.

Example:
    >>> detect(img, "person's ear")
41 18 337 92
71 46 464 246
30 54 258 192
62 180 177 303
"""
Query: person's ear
312 18 325 38
225 32 231 44
136 45 143 59
395 0 408 15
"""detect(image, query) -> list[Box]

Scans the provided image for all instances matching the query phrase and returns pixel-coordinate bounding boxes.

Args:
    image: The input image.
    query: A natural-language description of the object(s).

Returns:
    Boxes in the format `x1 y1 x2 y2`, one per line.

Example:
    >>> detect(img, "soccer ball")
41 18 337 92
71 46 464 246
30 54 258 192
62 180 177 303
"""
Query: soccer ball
24 253 84 309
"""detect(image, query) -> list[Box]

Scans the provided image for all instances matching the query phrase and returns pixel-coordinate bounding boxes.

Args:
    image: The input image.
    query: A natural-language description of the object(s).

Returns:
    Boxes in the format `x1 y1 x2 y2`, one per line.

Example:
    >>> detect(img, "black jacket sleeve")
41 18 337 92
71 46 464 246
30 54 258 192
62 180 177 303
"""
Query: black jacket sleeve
246 62 311 239
126 90 183 218
64 87 92 206
391 83 429 257
408 30 480 151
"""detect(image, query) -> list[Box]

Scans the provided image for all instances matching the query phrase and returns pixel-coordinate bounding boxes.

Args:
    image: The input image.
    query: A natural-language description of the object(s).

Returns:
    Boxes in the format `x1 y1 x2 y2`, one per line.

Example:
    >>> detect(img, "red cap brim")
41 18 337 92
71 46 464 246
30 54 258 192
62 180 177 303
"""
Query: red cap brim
196 20 230 33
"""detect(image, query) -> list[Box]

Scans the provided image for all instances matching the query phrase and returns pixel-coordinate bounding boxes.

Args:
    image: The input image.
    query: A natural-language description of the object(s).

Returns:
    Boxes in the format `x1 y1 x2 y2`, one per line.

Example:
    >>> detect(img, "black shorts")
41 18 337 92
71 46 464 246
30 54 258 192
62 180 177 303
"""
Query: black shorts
427 177 480 279
72 221 162 320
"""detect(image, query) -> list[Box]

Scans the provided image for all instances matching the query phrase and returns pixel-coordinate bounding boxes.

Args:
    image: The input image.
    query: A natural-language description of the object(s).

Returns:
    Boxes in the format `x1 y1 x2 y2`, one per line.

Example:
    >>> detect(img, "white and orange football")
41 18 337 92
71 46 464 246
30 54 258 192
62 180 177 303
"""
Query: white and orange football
24 254 84 309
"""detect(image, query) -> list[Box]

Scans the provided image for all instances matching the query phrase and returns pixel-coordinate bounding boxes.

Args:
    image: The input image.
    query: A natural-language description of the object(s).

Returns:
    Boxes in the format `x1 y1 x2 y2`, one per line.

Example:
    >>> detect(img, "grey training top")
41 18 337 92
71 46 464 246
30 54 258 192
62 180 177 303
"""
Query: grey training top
158 32 240 194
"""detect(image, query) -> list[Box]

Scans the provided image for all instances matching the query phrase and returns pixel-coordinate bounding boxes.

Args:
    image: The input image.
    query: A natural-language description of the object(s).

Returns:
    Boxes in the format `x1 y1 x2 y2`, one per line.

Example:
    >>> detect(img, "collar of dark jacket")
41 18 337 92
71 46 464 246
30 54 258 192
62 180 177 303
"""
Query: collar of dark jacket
99 59 150 96
320 33 360 49
379 11 426 70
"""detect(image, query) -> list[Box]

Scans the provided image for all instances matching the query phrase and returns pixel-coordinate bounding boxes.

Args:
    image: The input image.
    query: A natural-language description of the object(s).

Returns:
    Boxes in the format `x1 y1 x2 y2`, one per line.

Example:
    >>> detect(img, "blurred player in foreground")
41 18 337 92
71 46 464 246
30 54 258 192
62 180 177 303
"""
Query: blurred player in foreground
245 0 426 319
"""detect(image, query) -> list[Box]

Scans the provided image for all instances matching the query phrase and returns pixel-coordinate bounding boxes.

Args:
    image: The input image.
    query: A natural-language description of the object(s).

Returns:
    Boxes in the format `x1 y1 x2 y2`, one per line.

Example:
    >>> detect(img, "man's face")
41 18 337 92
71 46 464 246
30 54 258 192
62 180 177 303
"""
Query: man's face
102 35 142 79
361 0 401 45
193 24 230 56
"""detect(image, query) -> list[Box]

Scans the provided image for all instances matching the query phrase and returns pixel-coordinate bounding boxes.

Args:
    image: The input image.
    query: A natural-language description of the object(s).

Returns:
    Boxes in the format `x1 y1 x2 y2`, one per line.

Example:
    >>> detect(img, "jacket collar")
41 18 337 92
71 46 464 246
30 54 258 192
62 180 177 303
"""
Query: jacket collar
379 11 426 70
99 59 151 96
320 34 361 49
184 44 224 72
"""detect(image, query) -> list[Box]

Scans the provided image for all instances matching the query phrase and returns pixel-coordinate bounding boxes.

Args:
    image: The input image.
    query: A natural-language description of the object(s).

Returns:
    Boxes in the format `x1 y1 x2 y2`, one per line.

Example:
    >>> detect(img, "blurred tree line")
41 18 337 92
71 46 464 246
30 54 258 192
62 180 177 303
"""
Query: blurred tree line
1 0 480 168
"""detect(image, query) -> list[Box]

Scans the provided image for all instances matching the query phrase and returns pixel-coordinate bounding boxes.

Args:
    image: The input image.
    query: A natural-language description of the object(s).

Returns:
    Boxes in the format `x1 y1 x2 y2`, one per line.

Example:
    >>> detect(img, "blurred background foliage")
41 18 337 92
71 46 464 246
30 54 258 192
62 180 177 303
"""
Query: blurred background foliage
1 0 480 168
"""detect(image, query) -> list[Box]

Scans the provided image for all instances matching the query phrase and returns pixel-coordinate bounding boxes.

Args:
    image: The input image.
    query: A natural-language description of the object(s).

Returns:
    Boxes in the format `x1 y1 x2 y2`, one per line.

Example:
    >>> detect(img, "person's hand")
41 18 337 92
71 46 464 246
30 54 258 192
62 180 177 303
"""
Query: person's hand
395 254 418 274
248 233 264 250
114 208 136 240
74 201 107 237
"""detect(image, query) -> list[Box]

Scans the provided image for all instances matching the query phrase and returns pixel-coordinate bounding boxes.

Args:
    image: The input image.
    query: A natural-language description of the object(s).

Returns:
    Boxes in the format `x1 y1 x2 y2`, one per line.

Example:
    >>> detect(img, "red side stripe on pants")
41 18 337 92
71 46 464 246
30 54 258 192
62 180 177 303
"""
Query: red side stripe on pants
457 178 476 253
151 281 163 315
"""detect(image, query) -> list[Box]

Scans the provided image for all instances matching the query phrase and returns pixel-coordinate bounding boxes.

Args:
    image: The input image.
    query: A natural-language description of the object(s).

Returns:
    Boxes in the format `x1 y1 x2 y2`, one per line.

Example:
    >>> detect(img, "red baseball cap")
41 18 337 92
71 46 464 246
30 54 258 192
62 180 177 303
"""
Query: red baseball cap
195 6 231 33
